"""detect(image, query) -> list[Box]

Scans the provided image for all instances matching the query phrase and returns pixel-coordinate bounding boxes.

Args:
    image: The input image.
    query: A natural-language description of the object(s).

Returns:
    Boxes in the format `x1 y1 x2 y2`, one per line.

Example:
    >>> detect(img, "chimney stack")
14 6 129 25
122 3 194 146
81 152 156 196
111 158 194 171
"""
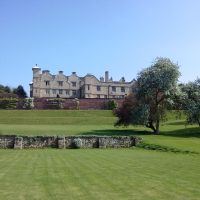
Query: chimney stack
105 71 109 82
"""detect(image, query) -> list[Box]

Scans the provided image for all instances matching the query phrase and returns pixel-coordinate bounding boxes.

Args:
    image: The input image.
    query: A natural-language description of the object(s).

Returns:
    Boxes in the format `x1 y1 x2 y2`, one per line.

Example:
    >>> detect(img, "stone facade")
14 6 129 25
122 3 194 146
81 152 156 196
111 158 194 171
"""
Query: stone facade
30 65 136 98
0 135 142 149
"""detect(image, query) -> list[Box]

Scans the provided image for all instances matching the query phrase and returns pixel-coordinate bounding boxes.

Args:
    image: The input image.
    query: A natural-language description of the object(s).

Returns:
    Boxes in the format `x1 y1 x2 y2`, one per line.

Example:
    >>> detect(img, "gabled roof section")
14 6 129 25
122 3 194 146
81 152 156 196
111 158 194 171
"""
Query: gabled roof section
84 74 100 82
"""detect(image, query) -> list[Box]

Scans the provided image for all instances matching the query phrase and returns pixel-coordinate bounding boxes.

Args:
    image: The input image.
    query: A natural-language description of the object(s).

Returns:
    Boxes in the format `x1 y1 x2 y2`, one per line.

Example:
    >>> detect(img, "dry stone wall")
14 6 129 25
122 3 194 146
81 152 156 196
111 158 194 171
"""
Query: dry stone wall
0 135 142 149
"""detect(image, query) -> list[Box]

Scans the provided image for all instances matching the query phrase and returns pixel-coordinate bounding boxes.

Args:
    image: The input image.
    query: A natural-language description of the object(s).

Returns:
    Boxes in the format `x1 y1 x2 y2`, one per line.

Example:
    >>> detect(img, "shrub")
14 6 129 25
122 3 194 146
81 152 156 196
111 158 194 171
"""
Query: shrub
23 98 34 109
0 98 18 109
106 100 118 110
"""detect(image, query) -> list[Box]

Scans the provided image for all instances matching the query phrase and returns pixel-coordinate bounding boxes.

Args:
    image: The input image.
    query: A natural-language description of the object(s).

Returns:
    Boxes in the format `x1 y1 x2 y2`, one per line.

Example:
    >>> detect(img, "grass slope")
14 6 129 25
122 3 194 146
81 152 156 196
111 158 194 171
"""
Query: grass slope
0 110 115 135
0 110 115 125
0 110 199 152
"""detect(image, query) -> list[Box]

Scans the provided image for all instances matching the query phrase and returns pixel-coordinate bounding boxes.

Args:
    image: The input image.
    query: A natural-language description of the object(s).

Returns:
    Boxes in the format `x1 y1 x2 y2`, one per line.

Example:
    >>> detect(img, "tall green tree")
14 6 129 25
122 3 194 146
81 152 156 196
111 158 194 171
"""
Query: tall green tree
181 78 200 126
13 85 27 98
4 86 11 93
0 84 5 93
115 57 180 134
0 85 11 93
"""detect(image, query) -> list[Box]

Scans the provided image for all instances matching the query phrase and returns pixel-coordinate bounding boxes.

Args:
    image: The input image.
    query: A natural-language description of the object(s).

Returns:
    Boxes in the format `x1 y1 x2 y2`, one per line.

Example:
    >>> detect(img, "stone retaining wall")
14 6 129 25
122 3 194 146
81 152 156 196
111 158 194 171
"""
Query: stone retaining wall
0 135 142 149
33 98 124 110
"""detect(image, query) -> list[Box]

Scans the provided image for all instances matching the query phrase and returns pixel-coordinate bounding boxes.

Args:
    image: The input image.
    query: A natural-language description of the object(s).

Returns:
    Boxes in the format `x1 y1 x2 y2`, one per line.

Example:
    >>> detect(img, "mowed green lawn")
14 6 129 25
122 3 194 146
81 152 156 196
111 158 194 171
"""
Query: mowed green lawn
0 110 116 135
0 149 199 200
0 110 200 200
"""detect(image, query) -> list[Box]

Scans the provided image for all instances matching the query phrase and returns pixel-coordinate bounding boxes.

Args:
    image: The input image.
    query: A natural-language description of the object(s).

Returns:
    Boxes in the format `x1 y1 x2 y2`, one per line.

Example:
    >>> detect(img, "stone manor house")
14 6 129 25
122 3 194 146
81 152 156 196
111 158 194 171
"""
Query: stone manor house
30 65 136 98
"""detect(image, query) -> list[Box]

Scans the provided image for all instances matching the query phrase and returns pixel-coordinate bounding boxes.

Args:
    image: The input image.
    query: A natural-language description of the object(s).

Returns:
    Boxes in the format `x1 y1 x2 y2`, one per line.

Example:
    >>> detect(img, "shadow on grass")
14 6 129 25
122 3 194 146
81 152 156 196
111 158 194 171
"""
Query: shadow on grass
136 142 199 154
81 129 150 136
81 127 200 138
161 127 200 138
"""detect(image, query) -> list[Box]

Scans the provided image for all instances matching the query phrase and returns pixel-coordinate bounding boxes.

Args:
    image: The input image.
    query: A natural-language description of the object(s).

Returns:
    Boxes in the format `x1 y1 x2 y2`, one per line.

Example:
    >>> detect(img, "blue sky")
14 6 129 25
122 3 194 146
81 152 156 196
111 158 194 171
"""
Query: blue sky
0 0 200 94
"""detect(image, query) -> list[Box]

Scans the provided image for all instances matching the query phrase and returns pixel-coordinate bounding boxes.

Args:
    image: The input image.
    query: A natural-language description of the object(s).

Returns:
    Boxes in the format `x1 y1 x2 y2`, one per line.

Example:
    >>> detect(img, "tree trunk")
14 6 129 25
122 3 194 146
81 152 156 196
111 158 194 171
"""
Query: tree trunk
154 106 160 134
155 119 160 134
146 121 156 133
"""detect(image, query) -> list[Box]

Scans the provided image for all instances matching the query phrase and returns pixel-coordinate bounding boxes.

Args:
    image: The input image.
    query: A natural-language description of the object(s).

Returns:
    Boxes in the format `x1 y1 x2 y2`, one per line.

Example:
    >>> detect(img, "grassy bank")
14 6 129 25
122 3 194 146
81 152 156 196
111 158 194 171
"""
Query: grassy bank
0 110 188 136
0 110 199 152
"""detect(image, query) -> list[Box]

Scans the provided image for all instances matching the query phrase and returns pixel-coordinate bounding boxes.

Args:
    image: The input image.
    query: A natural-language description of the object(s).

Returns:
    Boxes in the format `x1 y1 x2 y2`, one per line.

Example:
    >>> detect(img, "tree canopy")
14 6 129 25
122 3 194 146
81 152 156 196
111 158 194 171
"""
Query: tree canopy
13 85 27 98
181 78 200 126
0 84 27 98
115 57 181 134
0 85 11 93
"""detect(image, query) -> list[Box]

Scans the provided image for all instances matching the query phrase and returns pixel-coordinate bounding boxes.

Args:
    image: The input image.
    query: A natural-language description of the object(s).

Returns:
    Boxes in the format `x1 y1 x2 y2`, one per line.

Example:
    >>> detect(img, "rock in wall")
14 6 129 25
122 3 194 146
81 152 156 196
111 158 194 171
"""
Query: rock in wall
0 135 15 148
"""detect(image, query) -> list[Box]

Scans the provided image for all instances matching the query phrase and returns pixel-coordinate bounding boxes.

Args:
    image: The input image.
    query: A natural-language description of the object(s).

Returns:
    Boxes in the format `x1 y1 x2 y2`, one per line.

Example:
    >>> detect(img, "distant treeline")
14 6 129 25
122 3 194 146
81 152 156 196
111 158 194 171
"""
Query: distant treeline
0 84 27 98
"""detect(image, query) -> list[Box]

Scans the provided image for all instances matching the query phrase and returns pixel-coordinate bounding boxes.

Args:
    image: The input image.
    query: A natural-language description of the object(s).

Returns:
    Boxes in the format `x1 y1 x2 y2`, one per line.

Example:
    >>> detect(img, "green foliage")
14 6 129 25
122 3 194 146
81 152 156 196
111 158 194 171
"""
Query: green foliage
0 84 4 92
23 98 34 109
137 58 180 96
115 57 180 134
107 99 118 110
4 86 11 93
185 102 200 126
181 78 200 126
0 84 11 93
13 85 27 98
0 85 16 98
0 84 26 99
115 94 148 126
0 98 18 109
